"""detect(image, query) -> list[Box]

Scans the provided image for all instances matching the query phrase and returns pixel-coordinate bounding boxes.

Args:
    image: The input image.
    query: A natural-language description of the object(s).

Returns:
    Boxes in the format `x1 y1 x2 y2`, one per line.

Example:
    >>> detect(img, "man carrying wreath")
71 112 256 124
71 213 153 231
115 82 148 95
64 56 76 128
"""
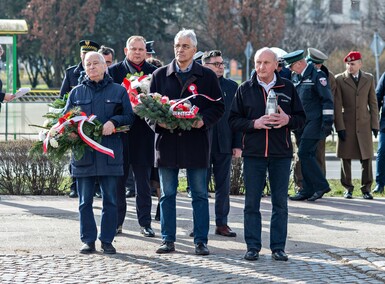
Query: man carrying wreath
150 29 224 255
64 52 134 254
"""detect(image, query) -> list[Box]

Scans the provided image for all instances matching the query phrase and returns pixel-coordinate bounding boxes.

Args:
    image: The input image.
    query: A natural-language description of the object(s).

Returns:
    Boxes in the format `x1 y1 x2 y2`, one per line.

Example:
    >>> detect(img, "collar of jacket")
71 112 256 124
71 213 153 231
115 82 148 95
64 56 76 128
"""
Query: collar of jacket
73 62 84 75
166 59 204 77
83 73 113 90
249 70 285 89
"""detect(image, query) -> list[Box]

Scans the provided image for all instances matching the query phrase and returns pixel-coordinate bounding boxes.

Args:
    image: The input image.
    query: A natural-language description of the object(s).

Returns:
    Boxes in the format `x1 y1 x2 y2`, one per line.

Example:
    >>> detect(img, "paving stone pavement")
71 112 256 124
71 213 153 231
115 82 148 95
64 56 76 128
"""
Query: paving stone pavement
1 195 385 283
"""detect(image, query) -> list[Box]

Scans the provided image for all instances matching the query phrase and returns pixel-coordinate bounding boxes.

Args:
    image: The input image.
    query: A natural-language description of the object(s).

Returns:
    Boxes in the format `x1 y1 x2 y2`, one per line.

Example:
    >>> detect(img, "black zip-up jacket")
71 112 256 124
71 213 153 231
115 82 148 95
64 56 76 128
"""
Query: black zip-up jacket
229 71 305 158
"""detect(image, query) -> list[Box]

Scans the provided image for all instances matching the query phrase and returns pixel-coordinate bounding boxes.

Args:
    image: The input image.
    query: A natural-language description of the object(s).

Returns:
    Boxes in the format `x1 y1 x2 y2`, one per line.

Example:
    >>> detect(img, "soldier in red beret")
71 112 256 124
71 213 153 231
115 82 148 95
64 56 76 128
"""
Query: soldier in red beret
334 51 379 199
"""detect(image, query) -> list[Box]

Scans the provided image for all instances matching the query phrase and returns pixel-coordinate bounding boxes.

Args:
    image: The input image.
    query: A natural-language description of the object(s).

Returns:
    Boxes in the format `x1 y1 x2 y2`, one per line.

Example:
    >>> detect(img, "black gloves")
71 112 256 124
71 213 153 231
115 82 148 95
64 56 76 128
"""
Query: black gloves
337 130 346 141
373 129 378 138
321 124 333 137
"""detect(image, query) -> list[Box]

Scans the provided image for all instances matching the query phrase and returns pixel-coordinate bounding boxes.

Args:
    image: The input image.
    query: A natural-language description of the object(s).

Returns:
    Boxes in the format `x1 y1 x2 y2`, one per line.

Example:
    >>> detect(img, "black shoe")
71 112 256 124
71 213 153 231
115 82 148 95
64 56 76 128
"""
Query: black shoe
155 204 160 221
344 191 353 199
195 242 210 255
244 248 259 261
125 191 135 198
272 249 288 261
307 188 331 202
69 190 78 198
101 242 116 254
372 185 384 194
141 226 155 237
79 242 95 254
363 192 374 200
289 192 309 201
156 241 175 254
189 231 194 237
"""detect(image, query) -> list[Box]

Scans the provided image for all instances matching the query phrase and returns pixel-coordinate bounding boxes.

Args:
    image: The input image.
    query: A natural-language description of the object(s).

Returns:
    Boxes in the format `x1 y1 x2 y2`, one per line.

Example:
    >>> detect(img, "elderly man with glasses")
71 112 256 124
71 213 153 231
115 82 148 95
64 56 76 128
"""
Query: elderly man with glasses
150 29 224 256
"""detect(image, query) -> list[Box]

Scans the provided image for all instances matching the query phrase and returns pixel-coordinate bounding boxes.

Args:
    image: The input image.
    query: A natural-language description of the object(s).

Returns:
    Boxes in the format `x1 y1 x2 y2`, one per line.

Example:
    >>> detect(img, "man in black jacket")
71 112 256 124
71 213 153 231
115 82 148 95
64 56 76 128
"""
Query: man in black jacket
229 47 305 262
150 29 224 256
108 35 157 238
201 50 241 238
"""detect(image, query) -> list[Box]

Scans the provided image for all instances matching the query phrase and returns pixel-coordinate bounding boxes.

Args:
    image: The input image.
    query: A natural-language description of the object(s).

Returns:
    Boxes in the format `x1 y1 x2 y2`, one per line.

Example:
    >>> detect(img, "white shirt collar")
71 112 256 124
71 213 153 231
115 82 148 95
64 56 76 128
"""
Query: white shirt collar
257 73 277 93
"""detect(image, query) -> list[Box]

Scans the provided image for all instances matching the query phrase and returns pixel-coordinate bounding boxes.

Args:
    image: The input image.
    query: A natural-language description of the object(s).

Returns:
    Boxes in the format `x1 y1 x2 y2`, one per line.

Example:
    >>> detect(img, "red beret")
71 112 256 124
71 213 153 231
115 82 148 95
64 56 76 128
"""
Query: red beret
344 51 361 62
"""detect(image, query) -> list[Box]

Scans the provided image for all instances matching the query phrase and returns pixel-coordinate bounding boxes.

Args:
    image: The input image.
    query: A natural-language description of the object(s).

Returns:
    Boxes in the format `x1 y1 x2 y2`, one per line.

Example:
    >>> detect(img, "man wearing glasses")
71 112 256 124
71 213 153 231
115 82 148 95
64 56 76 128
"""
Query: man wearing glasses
282 50 334 202
150 29 224 256
201 50 241 238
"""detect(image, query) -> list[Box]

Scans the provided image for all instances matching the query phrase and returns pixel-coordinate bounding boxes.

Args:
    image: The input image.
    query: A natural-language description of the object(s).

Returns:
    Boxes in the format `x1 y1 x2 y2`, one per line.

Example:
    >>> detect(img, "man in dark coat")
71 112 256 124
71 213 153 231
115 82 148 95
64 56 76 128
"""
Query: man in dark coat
108 35 157 237
201 50 241 238
283 50 334 202
229 47 305 262
60 40 100 198
150 29 224 255
63 52 135 254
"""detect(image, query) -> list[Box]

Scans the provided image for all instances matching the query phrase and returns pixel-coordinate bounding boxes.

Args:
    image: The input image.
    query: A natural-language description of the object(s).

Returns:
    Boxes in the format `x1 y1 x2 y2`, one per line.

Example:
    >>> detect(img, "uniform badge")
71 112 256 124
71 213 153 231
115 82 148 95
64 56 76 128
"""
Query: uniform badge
319 77 327 87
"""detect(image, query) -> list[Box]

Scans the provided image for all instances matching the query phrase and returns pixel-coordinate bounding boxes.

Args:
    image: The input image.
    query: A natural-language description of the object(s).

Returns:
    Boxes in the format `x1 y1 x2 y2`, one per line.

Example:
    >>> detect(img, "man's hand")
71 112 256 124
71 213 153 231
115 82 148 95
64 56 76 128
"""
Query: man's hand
337 130 346 141
322 124 333 137
3 93 15 102
192 119 204 129
253 115 272 129
102 121 115 136
268 106 290 128
232 148 242 158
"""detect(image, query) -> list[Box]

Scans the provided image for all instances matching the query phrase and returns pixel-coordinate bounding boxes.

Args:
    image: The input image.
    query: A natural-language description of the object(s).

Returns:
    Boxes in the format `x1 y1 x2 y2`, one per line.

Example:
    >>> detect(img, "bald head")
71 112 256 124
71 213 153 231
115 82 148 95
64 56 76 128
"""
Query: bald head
254 47 278 84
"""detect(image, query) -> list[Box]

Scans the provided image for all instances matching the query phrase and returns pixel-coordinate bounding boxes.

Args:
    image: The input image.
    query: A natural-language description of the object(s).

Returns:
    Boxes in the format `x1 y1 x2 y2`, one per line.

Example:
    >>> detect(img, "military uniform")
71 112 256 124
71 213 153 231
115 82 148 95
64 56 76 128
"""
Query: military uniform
283 50 334 201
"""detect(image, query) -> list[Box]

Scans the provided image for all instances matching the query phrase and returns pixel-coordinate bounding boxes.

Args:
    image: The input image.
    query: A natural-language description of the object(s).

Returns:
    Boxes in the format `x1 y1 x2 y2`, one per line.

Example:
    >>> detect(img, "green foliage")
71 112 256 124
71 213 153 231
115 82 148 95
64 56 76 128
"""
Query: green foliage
134 94 202 131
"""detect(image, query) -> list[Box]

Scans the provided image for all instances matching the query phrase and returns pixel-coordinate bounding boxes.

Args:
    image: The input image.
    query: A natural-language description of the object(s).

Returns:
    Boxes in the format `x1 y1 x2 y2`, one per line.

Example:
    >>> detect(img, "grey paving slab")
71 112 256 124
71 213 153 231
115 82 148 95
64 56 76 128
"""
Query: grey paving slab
0 195 385 283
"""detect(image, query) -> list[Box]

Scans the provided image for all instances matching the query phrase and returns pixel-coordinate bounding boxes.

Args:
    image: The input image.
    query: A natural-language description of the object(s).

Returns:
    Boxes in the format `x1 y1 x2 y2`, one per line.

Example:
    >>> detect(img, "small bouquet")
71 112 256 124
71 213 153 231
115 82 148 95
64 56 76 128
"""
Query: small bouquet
121 72 152 107
134 93 202 131
29 107 129 161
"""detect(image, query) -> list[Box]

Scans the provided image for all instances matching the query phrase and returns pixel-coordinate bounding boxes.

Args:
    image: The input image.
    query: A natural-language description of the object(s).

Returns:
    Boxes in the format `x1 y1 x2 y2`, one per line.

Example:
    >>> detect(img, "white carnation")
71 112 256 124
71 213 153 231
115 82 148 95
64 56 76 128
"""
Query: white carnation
38 130 47 141
43 119 51 127
49 138 59 148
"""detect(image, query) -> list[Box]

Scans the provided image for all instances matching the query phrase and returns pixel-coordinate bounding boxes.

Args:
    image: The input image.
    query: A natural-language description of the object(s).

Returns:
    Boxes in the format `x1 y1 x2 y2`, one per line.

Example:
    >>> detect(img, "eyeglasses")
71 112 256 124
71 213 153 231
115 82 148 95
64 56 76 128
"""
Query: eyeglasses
206 62 225 68
174 44 192 50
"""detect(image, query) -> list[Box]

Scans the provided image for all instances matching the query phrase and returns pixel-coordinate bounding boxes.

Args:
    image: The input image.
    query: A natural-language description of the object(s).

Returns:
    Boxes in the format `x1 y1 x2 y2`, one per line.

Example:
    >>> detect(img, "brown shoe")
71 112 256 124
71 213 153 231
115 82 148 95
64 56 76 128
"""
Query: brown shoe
215 225 237 237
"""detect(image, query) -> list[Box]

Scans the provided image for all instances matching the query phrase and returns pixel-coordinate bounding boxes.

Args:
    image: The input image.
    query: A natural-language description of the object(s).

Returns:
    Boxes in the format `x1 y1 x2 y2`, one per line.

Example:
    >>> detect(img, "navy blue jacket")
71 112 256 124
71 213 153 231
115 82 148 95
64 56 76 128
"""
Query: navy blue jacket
150 59 225 168
376 72 385 131
60 62 84 98
211 77 242 154
108 59 157 166
63 74 135 177
229 71 305 158
294 63 334 139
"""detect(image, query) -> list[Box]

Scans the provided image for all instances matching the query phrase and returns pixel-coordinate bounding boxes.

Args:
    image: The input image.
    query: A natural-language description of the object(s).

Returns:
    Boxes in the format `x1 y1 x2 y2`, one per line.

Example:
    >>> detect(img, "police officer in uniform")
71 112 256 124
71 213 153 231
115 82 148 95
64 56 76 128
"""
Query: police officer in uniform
60 40 100 198
283 50 334 202
60 40 100 98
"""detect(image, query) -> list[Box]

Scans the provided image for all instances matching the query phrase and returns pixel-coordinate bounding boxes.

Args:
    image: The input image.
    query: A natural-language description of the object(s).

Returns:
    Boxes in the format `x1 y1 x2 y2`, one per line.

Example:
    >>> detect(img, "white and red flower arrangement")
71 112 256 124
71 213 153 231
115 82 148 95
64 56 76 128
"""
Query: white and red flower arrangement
121 72 151 107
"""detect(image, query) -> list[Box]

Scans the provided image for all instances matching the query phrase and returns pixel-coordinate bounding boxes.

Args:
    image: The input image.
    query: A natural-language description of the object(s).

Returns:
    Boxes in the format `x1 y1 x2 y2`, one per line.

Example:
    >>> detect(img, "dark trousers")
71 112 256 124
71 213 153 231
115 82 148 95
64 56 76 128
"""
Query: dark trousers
208 152 232 227
341 158 372 193
116 133 130 228
298 138 329 197
243 156 291 252
132 164 152 227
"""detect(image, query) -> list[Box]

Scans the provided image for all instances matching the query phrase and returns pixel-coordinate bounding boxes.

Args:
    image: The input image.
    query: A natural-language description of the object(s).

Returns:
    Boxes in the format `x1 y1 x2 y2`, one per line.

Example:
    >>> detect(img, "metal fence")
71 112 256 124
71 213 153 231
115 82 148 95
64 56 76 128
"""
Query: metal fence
0 90 59 141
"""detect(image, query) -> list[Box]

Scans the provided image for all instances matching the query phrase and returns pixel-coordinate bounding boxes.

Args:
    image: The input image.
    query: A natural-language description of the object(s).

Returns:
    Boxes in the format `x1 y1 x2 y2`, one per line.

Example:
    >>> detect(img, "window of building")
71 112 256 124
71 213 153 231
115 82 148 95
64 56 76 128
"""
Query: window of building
330 0 343 14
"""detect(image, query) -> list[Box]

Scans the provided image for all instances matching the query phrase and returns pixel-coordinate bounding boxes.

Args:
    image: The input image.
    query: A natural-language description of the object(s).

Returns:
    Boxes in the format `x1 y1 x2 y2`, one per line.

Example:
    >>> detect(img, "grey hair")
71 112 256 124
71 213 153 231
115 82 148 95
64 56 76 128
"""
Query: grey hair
254 47 278 61
174 29 197 46
85 51 106 64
